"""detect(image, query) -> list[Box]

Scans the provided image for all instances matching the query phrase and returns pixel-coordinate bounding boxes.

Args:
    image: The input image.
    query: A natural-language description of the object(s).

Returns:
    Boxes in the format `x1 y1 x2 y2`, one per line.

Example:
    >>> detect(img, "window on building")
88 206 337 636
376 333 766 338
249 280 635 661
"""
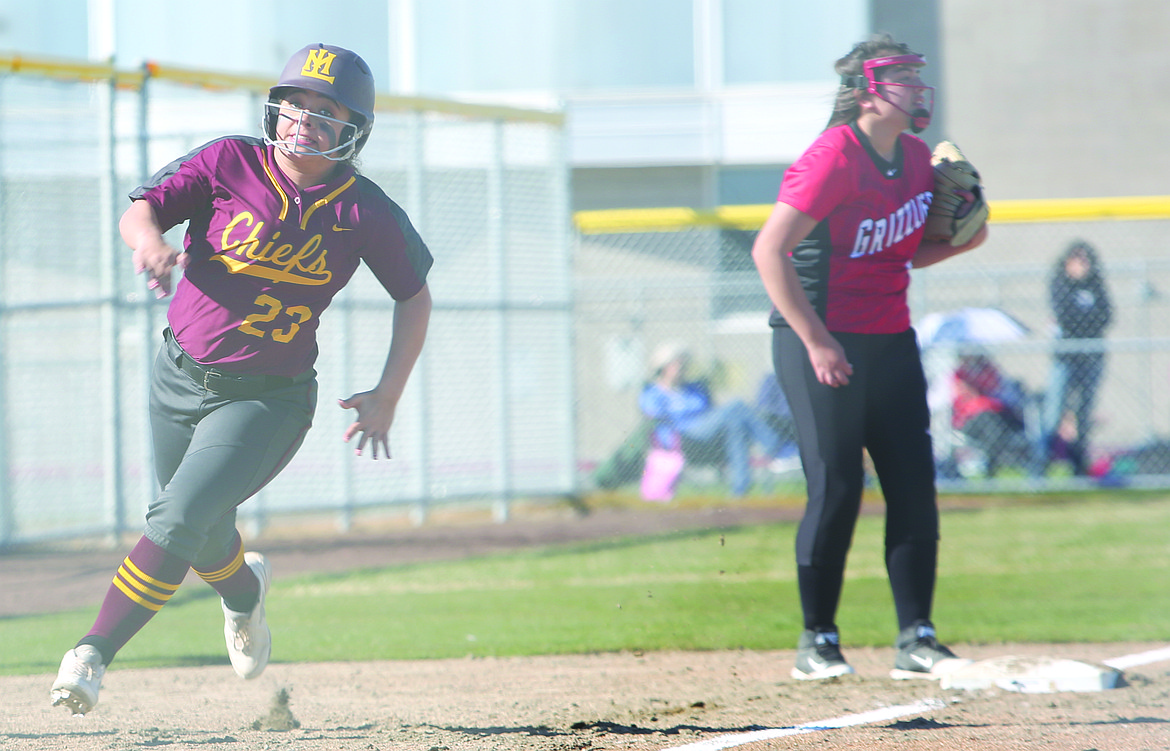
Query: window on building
415 0 561 92
722 0 868 85
562 0 694 90
416 0 693 94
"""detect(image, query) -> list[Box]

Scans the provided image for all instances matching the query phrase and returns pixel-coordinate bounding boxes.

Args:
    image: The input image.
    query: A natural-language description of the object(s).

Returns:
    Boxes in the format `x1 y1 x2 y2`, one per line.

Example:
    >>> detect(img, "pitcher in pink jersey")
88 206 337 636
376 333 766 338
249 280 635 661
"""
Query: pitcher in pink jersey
750 34 987 682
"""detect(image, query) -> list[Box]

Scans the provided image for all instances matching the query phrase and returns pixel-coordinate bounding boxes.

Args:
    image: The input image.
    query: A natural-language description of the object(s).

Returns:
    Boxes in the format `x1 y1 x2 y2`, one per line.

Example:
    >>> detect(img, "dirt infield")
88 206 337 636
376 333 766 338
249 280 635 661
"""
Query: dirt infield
4 642 1168 750
3 502 1169 750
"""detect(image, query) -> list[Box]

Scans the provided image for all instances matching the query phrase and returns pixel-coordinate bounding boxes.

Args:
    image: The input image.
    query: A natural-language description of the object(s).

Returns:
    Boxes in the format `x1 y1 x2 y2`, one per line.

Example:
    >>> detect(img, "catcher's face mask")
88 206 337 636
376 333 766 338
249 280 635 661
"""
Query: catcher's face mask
844 54 934 133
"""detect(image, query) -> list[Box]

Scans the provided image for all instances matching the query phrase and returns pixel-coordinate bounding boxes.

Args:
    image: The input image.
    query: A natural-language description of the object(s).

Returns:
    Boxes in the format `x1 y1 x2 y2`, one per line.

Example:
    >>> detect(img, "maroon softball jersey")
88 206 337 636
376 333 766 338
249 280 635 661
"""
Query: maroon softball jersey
131 136 433 377
770 122 934 335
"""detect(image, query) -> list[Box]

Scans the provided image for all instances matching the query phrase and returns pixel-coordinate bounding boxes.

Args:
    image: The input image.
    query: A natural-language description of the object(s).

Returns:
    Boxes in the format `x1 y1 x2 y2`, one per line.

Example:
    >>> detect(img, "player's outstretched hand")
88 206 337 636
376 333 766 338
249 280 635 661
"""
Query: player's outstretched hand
132 241 187 298
338 392 396 460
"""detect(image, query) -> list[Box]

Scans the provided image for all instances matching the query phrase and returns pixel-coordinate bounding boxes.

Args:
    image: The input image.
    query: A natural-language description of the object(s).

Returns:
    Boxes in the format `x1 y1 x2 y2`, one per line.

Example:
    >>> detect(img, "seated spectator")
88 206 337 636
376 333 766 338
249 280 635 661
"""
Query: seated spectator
951 354 1032 476
755 373 802 472
638 343 786 497
755 374 799 449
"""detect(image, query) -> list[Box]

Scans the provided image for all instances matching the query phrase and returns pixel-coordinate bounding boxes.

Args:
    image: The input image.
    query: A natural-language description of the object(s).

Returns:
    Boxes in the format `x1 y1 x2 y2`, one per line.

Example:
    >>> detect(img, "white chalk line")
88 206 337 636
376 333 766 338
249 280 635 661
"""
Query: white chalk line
661 645 1170 751
662 699 946 751
1102 645 1170 670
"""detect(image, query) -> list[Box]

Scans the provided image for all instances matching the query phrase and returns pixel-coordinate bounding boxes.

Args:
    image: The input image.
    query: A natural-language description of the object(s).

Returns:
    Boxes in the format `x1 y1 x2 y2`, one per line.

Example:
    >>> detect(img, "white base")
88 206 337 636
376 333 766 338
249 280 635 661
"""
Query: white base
939 655 1123 693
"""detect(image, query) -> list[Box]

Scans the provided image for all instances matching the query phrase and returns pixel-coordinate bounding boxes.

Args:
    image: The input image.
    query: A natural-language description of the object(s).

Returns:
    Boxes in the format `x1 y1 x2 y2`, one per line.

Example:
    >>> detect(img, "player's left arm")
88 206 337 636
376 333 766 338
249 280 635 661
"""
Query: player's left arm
338 283 432 459
911 222 989 269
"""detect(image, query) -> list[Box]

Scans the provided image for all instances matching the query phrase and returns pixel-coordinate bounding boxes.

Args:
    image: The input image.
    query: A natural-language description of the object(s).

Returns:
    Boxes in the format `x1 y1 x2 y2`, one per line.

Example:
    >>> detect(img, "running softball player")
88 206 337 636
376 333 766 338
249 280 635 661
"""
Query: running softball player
750 34 987 681
50 43 433 714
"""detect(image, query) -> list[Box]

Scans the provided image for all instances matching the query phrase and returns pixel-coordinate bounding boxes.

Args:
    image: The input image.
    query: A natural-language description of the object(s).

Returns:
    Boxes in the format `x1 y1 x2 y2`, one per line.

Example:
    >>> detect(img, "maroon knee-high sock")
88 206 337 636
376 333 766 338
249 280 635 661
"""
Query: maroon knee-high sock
192 532 260 613
78 536 190 665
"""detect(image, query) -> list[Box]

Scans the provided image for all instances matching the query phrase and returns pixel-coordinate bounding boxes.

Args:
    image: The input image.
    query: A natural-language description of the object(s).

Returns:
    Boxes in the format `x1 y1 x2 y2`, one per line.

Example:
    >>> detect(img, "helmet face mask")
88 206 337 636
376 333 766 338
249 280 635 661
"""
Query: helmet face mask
262 44 376 160
264 98 365 161
844 53 934 133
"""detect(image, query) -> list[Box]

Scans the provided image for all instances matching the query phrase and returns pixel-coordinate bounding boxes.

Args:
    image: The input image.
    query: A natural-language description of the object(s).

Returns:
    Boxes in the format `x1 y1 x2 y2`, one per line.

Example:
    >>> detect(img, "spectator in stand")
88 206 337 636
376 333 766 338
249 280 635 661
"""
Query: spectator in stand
755 373 801 471
1038 240 1112 475
951 354 1031 476
638 343 787 497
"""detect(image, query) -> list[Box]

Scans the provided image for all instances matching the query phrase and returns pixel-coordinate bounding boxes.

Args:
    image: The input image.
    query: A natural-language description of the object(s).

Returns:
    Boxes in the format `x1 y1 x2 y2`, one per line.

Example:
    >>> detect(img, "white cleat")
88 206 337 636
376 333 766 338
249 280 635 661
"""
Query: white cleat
50 645 106 715
223 552 272 679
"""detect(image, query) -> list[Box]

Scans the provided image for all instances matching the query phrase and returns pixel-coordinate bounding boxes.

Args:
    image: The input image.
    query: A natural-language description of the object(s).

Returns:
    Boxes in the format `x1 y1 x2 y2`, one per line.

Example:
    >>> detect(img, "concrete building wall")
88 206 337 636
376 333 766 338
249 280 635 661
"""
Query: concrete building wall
941 0 1170 199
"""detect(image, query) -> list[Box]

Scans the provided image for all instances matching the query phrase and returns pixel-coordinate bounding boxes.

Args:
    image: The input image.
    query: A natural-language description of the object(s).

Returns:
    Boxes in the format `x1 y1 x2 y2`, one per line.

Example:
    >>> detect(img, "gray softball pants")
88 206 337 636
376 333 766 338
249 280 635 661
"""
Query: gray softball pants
143 330 317 567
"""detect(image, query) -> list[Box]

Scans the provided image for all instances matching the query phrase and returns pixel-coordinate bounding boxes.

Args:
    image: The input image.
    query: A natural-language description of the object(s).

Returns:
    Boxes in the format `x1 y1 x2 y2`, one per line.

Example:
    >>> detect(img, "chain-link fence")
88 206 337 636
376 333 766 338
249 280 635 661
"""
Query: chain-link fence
574 199 1170 496
7 53 1170 549
0 53 570 548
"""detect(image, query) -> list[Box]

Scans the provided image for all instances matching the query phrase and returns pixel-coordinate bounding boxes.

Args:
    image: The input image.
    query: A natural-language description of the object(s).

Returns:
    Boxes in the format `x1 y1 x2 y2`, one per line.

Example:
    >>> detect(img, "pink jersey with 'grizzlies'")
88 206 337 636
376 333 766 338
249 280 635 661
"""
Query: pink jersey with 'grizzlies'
772 123 934 335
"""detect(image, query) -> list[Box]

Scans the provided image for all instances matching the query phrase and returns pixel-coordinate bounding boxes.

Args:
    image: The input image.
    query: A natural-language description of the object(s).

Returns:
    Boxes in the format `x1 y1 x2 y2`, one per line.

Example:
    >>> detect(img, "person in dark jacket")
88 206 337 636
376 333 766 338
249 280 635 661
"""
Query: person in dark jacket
1038 239 1112 475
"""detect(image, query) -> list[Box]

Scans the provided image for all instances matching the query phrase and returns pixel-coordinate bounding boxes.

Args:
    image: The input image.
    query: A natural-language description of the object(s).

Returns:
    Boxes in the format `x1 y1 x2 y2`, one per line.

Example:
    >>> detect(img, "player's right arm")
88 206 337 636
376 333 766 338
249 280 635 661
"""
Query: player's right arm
120 199 187 298
750 201 852 388
912 221 988 268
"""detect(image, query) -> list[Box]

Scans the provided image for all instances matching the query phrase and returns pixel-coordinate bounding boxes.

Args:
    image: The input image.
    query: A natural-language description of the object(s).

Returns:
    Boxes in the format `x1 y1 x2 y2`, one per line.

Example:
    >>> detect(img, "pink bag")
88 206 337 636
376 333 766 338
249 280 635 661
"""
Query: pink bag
640 447 686 502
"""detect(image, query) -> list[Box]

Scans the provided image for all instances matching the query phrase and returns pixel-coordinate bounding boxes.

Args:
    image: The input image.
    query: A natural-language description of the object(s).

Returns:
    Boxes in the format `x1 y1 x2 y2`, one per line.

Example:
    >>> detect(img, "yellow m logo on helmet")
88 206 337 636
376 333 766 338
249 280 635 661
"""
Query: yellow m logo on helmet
300 49 337 83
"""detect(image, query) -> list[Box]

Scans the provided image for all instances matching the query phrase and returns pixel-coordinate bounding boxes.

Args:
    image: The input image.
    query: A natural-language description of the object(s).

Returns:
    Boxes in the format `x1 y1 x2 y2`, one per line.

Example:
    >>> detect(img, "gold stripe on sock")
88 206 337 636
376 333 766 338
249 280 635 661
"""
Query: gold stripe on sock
194 546 245 584
112 571 171 611
121 558 182 595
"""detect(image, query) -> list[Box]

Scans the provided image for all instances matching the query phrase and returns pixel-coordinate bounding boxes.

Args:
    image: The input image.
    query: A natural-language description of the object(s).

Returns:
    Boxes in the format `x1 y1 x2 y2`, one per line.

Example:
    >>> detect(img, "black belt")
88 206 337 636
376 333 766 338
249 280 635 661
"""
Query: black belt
166 330 295 397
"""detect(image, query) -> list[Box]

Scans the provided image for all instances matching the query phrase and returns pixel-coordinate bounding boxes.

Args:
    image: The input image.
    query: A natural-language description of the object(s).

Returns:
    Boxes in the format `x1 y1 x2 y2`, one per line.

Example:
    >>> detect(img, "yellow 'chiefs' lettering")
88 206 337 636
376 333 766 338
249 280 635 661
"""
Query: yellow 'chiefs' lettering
300 49 337 83
217 212 333 285
850 190 933 258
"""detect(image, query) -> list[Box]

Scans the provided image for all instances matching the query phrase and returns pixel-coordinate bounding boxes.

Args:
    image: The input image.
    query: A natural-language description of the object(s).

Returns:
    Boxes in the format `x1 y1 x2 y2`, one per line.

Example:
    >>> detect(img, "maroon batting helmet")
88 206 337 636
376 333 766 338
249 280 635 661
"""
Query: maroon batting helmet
263 43 376 159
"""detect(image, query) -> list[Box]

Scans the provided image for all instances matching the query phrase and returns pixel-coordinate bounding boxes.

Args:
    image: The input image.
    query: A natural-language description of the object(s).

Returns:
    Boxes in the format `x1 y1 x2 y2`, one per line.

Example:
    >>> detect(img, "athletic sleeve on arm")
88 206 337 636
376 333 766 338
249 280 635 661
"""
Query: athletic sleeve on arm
128 138 235 232
358 182 434 301
777 140 855 222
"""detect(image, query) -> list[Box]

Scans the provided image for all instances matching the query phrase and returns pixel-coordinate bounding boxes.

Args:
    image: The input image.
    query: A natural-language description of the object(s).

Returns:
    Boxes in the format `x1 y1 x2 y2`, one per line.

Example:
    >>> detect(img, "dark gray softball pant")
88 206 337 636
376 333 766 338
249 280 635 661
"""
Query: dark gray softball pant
143 329 317 567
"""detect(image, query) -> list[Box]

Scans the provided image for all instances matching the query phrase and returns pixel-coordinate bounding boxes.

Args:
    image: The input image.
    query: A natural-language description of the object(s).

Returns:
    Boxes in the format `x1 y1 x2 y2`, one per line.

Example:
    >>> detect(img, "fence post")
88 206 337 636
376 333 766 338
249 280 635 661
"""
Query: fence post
0 78 9 549
100 61 126 546
489 118 512 523
337 286 355 533
555 112 578 498
408 109 431 527
136 63 160 526
1138 258 1157 441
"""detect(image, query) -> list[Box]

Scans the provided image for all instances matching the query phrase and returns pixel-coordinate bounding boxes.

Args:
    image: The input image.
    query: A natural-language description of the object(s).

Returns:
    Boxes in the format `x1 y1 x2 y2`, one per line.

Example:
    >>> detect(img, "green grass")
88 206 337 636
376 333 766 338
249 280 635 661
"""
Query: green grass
3 495 1168 675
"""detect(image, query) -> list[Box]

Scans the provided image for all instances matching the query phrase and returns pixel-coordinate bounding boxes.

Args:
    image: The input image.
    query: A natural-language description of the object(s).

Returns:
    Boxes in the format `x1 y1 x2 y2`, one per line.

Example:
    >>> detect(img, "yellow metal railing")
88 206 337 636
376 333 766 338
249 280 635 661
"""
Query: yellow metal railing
573 196 1170 234
0 51 564 125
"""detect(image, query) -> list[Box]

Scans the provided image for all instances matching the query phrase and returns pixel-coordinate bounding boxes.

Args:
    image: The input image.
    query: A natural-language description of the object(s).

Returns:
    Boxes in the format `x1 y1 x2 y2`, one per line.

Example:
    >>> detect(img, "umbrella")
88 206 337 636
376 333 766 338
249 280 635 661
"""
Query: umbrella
916 307 1030 347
